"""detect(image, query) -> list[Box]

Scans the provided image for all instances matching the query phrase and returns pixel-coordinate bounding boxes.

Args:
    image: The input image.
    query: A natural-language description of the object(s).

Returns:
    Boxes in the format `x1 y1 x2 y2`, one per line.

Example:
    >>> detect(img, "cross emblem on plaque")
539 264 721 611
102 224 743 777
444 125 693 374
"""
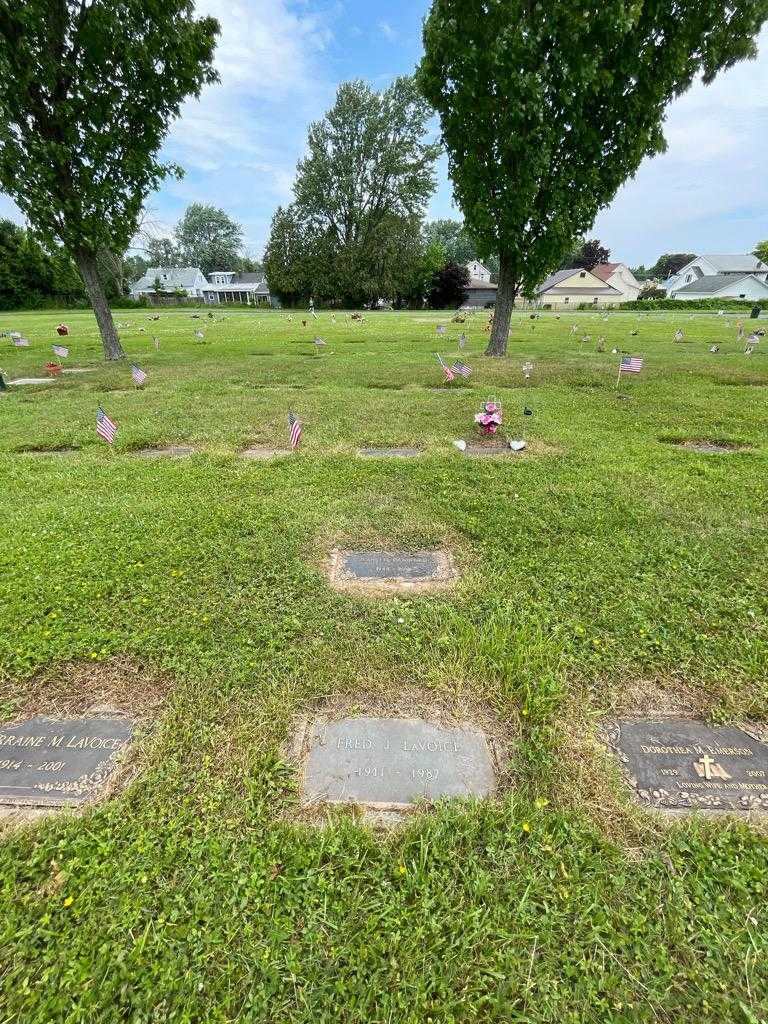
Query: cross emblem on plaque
694 755 731 781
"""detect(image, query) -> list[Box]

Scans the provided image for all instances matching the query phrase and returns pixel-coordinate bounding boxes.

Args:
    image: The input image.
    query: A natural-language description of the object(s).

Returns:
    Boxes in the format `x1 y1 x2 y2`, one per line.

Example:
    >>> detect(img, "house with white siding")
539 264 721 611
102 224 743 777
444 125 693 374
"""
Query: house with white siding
665 255 768 300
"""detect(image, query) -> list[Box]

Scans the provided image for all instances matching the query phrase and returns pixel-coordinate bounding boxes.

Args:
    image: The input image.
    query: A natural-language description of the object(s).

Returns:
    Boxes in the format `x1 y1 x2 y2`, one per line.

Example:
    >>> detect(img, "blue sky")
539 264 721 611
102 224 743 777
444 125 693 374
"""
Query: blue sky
1 1 766 266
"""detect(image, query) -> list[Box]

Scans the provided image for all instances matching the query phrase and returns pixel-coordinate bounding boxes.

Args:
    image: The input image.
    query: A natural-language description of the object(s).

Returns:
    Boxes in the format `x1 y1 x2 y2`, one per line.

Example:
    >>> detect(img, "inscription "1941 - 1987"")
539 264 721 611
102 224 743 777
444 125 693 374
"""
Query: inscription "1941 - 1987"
303 716 495 808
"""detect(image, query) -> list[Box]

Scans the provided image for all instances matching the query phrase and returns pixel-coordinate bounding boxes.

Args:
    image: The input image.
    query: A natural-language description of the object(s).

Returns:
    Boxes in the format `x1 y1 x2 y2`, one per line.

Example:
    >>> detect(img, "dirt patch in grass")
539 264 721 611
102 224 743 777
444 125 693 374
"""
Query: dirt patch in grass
284 686 516 828
0 655 171 724
130 445 197 458
0 657 172 830
660 436 751 454
15 444 79 455
240 446 290 460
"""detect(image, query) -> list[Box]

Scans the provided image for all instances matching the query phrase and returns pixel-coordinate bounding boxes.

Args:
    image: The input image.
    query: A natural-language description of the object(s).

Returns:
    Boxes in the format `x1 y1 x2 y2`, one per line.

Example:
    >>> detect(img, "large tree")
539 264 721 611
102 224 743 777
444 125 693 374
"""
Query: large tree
427 260 470 309
648 253 697 280
752 241 768 265
564 238 611 271
0 1 219 359
419 1 768 356
423 219 477 266
264 77 440 306
174 203 244 275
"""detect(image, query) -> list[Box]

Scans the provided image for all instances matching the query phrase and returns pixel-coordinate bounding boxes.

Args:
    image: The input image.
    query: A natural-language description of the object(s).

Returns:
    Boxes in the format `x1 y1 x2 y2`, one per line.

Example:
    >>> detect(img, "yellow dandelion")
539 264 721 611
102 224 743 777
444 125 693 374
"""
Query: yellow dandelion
521 822 530 833
63 896 73 907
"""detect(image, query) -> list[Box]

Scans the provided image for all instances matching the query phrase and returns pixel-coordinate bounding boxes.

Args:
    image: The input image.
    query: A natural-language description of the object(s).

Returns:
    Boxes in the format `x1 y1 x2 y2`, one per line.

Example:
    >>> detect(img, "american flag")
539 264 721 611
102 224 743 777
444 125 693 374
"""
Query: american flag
312 336 326 347
194 330 204 340
436 325 446 335
619 356 643 374
52 344 69 358
153 336 160 351
288 410 302 450
674 330 683 342
436 353 454 381
96 406 117 444
131 364 147 386
451 359 472 378
458 333 466 349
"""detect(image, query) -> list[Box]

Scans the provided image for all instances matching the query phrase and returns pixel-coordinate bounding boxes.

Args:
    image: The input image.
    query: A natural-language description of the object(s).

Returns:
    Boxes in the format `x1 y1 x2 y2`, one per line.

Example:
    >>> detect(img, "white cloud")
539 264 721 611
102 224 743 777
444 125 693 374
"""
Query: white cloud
378 20 396 41
595 25 768 263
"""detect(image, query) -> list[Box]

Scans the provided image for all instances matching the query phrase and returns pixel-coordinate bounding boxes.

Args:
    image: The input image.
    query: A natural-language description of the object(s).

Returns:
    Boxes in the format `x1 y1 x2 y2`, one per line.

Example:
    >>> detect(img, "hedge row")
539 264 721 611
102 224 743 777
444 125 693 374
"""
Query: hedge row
617 298 768 312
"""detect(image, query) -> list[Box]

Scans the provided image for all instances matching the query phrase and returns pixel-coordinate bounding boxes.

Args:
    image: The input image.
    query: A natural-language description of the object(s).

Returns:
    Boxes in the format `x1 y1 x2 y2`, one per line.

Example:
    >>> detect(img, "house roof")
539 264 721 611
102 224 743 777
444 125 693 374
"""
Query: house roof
674 273 768 295
131 267 203 291
466 278 497 291
700 254 768 274
537 268 621 295
591 263 620 282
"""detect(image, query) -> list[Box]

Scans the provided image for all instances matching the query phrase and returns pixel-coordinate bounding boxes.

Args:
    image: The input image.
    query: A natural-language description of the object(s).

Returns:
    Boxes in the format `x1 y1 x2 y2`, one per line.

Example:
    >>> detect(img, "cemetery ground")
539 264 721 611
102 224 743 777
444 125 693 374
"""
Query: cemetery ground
0 306 766 1023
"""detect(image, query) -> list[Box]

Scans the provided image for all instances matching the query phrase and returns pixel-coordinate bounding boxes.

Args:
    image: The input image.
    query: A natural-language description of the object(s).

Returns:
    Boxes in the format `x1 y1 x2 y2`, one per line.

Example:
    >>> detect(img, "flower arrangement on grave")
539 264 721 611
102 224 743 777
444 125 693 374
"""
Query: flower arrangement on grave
474 399 502 436
45 361 63 376
56 323 69 336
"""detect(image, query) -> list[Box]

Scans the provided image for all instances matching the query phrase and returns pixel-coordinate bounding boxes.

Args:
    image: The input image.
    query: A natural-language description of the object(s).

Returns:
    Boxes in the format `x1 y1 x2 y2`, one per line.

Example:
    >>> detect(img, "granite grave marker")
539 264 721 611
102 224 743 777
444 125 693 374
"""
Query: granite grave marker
605 719 768 812
0 716 134 807
302 717 495 807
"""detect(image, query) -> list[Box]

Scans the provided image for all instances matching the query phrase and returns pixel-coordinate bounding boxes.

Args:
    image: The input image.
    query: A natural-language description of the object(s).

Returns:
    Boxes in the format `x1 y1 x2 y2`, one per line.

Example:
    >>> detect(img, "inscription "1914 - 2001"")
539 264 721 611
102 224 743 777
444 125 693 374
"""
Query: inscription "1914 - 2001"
0 716 134 807
302 716 495 808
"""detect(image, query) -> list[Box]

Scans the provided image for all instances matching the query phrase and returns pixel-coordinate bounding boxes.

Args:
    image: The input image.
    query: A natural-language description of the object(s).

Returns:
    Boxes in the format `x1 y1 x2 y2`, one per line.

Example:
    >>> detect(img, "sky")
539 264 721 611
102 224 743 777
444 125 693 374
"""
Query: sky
1 1 767 267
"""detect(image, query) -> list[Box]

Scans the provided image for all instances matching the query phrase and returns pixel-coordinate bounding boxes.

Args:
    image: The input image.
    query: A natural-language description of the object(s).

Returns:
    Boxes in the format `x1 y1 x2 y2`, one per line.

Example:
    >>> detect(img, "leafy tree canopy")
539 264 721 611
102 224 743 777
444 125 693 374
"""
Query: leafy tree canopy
752 240 768 265
423 219 477 266
427 260 470 309
563 238 611 271
0 0 219 358
418 0 768 355
174 203 244 276
648 253 697 280
264 77 440 307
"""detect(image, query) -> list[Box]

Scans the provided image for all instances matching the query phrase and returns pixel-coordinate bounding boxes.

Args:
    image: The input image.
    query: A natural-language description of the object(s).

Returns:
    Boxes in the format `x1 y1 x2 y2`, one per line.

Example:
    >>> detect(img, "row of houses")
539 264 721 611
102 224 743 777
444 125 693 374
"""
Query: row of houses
130 253 768 309
464 253 768 308
130 268 274 305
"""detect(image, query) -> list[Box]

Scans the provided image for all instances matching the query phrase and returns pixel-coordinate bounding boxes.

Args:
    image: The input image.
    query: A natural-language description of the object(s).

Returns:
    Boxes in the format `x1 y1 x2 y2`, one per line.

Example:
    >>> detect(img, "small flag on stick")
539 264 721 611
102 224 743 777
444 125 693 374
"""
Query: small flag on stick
436 325 446 335
436 353 455 381
194 330 204 340
617 355 643 387
451 359 472 378
153 336 160 351
52 344 69 358
288 410 302 450
96 406 117 444
131 364 147 386
458 333 466 349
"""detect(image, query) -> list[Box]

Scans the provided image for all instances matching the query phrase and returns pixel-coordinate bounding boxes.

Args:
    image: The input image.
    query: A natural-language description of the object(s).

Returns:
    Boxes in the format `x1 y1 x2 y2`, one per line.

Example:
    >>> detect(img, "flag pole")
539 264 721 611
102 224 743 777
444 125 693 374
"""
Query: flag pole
615 361 622 389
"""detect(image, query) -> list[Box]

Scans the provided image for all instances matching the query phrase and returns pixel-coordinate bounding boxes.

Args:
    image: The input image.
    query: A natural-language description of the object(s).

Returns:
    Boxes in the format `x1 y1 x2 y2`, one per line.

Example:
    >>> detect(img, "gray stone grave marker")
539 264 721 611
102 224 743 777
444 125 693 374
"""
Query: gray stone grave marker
134 445 195 459
0 716 133 807
302 716 495 808
328 549 456 592
604 719 768 812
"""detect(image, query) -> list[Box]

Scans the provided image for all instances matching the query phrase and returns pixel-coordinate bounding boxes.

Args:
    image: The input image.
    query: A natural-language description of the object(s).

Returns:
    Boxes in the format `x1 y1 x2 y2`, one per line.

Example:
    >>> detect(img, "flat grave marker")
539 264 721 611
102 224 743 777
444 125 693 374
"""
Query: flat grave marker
328 549 456 593
0 716 133 807
302 716 495 808
604 719 768 813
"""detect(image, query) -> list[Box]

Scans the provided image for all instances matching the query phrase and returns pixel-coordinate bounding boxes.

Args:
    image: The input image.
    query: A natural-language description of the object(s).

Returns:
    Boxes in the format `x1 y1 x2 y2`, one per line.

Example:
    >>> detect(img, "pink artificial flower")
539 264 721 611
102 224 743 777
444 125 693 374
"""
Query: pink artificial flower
485 402 498 413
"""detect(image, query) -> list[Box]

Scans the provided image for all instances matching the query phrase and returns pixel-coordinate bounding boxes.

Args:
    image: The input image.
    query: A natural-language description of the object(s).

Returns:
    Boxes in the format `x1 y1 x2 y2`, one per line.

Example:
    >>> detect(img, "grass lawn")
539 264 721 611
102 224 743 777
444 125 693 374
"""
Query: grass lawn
0 306 766 1023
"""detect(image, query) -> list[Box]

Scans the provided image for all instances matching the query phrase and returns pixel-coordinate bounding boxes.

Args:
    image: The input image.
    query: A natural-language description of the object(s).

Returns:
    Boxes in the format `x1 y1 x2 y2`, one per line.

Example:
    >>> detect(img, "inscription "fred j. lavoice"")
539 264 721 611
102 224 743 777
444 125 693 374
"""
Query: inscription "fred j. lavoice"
303 716 495 807
334 734 460 753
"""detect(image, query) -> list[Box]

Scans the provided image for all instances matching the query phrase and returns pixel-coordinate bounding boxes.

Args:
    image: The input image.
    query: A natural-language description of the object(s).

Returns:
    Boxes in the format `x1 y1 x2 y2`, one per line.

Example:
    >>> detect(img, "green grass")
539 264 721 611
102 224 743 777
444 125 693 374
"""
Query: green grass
0 306 766 1023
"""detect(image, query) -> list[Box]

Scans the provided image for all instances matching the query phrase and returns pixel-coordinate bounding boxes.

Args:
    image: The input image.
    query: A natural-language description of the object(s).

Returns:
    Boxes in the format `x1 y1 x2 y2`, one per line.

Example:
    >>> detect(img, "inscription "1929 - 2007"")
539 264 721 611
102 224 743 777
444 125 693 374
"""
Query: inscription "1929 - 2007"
303 716 495 808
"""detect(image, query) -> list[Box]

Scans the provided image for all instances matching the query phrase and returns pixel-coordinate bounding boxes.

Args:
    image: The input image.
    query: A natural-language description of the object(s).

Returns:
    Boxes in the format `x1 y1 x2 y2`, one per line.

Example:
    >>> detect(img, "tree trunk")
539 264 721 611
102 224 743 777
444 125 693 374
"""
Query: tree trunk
76 251 125 360
485 254 517 357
